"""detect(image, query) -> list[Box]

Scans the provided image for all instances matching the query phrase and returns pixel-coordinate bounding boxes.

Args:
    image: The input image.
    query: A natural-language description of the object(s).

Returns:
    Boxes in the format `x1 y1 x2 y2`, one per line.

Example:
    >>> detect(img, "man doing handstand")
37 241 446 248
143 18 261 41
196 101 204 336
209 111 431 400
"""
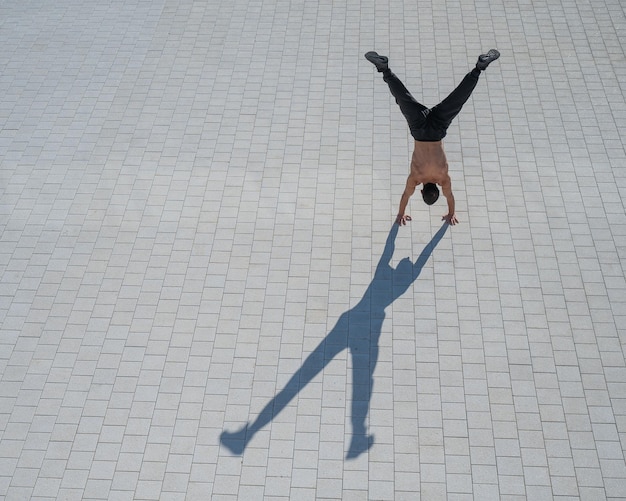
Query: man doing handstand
365 49 500 225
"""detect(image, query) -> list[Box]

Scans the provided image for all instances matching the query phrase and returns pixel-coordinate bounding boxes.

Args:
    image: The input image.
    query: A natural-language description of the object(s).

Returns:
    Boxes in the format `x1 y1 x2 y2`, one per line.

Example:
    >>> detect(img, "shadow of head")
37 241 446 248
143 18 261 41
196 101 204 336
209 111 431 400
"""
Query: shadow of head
396 256 413 277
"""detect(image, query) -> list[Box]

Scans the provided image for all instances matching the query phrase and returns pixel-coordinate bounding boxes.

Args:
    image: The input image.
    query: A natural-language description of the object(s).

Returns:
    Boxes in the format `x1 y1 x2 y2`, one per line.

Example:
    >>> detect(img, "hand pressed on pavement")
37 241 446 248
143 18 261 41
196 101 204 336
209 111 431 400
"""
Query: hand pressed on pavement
396 214 412 226
442 213 459 225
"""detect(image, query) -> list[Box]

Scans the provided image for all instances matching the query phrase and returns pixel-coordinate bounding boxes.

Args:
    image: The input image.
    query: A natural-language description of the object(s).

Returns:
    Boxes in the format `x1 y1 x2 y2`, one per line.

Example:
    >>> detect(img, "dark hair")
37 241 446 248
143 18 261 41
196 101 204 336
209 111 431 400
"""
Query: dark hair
422 183 440 205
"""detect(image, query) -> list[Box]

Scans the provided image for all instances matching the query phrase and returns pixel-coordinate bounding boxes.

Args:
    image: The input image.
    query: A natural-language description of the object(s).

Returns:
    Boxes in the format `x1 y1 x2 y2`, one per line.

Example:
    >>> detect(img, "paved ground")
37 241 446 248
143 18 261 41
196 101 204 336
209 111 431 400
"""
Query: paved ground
1 0 626 499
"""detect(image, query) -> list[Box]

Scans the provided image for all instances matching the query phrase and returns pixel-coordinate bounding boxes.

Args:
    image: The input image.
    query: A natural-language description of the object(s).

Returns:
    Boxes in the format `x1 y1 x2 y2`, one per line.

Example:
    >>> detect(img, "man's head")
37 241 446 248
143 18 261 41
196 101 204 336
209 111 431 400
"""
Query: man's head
421 183 440 205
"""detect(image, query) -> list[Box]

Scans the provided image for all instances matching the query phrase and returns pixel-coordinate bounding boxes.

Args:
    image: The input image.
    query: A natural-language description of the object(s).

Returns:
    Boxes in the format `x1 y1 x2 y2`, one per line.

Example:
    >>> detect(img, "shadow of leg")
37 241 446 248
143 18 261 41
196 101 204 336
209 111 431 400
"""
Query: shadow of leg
220 321 346 455
219 424 249 455
345 336 379 459
346 431 374 459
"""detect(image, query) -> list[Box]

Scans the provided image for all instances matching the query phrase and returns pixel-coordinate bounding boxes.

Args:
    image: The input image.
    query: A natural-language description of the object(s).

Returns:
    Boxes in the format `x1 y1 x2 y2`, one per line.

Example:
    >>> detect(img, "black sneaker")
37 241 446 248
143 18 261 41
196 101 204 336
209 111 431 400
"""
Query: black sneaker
476 49 500 70
364 51 389 72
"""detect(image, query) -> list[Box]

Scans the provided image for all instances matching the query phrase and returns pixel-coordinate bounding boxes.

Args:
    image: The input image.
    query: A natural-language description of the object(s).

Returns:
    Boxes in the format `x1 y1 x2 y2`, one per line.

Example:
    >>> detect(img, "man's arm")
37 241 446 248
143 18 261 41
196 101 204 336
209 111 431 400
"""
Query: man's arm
396 176 418 225
440 175 458 225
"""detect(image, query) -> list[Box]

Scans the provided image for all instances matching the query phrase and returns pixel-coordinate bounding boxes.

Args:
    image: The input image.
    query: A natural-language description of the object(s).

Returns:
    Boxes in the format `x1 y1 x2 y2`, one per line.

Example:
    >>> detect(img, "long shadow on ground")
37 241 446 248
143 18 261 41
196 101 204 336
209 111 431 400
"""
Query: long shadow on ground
221 223 448 459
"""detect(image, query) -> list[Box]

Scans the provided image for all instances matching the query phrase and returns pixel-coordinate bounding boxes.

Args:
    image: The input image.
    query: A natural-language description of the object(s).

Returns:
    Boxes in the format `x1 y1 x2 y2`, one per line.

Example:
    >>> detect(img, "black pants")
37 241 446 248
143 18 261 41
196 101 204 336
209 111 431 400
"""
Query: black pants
383 68 481 141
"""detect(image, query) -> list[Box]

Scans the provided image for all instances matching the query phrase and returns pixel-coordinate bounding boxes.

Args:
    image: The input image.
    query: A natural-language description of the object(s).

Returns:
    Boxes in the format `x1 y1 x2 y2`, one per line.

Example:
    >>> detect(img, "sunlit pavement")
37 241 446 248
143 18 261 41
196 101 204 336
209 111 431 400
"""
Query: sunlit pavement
1 0 626 499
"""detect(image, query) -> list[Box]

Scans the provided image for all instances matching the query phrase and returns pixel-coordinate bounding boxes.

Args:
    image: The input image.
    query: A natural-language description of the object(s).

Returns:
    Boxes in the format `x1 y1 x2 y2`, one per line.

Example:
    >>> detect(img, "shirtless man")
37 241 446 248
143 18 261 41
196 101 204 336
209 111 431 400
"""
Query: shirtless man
365 49 500 225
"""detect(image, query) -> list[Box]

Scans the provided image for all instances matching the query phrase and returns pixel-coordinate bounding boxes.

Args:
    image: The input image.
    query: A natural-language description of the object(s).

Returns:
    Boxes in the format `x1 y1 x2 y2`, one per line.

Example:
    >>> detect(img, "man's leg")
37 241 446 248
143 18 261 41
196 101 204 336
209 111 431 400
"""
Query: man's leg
429 68 481 128
382 70 430 132
430 49 500 129
365 52 428 135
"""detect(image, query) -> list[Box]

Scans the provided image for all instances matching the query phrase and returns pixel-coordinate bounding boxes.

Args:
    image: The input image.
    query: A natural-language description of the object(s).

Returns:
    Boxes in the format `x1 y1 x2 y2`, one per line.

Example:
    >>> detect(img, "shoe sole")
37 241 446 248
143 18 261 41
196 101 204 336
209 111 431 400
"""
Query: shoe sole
484 49 500 60
364 51 388 69
477 49 500 69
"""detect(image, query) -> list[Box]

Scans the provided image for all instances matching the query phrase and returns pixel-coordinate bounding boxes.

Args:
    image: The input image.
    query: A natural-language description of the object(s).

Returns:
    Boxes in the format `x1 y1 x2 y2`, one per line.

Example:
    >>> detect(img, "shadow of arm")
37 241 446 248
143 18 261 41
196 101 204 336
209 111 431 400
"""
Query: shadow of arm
412 223 449 275
375 224 399 273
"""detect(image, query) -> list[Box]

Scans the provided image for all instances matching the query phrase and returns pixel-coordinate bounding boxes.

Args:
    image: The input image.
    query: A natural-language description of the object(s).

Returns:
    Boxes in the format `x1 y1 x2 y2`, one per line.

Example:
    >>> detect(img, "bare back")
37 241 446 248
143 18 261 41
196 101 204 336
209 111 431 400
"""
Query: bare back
396 139 456 225
409 140 449 185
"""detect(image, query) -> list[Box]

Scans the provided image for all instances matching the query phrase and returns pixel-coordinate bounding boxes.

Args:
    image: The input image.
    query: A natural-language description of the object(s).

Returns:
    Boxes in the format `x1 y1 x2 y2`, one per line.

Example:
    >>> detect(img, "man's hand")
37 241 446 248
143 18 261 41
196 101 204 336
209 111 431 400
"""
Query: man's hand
442 213 459 225
396 214 412 225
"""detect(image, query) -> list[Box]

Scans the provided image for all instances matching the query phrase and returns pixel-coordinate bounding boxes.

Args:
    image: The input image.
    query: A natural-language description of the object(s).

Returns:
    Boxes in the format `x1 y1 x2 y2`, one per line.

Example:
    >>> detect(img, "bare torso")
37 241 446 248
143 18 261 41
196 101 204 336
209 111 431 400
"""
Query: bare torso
409 140 449 184
395 139 457 225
